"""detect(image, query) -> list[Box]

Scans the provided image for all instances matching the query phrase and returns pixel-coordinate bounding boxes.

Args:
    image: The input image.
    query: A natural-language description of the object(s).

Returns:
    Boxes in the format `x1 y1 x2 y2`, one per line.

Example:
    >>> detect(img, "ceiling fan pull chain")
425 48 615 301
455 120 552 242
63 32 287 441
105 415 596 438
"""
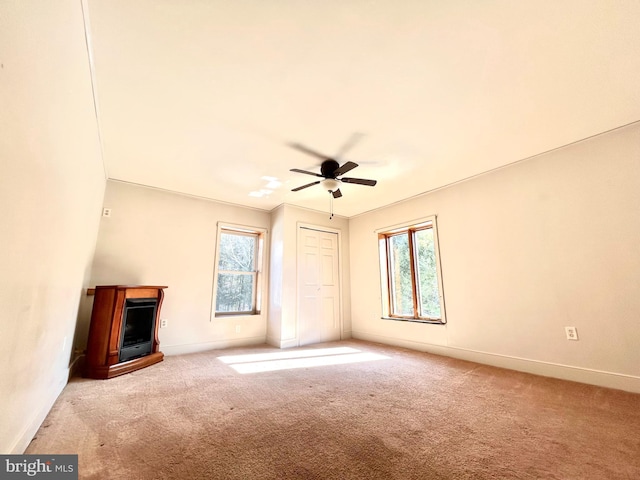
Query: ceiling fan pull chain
329 192 334 220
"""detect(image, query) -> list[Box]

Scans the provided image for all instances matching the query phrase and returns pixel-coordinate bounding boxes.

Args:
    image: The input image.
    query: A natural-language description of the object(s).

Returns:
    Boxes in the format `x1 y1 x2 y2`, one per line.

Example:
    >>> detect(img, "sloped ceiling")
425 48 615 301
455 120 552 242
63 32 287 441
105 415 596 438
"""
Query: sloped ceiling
85 0 640 217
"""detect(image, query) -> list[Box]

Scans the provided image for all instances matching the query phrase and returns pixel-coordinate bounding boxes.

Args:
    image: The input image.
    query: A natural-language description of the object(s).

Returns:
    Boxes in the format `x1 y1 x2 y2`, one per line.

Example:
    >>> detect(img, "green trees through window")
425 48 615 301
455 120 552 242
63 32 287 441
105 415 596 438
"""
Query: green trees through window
379 220 444 322
415 228 441 319
388 234 413 315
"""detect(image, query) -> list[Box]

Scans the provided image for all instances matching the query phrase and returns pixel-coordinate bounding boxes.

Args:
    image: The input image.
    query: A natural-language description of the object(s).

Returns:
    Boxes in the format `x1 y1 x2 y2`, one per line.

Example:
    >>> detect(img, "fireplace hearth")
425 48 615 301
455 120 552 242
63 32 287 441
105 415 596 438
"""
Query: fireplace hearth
84 285 167 379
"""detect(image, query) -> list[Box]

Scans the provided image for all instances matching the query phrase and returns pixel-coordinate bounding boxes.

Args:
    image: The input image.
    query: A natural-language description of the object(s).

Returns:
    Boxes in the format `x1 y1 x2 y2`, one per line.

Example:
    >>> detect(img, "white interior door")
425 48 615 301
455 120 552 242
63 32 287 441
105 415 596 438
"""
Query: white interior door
297 226 341 346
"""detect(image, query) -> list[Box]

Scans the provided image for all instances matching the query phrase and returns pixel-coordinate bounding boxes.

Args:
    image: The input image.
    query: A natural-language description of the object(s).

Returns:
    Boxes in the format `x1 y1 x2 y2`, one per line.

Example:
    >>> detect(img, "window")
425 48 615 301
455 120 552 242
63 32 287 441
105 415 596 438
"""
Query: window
378 217 445 323
213 225 265 316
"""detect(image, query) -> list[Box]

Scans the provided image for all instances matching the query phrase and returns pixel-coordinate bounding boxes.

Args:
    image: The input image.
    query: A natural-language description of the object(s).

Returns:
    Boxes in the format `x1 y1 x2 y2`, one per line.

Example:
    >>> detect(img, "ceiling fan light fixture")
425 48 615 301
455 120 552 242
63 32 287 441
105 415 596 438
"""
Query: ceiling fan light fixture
322 178 340 192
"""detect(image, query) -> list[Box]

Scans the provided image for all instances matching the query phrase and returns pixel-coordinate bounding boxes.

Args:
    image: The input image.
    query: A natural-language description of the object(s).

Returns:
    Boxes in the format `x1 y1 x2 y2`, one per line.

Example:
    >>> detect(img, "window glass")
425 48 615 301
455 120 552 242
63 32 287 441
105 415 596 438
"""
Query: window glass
388 234 414 316
218 233 256 272
214 228 263 315
415 228 441 318
216 273 254 313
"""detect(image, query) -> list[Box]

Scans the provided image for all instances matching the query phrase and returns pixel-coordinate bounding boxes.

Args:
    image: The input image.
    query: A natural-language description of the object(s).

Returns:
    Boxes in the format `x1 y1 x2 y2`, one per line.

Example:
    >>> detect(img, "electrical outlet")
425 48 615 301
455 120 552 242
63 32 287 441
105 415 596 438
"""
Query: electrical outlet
565 326 578 341
160 319 168 328
102 208 112 217
235 325 241 333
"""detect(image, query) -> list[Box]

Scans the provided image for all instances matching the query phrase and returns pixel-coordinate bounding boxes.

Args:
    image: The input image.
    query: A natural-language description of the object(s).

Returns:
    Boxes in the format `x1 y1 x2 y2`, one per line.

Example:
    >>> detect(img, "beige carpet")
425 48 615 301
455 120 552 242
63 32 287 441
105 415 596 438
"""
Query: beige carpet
27 340 640 479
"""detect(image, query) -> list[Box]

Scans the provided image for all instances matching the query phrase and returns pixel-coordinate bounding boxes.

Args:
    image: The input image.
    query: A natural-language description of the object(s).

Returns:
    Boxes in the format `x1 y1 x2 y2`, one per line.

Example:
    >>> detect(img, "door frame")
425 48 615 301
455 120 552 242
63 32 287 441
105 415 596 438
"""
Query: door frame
296 222 344 346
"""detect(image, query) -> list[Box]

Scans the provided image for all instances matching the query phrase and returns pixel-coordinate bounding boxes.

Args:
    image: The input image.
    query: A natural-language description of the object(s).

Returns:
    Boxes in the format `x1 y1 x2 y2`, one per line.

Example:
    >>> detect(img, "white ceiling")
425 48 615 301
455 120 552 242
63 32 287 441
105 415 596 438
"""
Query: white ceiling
85 0 640 217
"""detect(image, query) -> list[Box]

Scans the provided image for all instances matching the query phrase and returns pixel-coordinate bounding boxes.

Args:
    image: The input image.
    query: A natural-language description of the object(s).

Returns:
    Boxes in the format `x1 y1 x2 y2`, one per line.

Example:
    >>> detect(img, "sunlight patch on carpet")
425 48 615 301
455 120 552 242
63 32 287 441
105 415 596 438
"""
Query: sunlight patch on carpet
218 347 360 364
218 347 390 374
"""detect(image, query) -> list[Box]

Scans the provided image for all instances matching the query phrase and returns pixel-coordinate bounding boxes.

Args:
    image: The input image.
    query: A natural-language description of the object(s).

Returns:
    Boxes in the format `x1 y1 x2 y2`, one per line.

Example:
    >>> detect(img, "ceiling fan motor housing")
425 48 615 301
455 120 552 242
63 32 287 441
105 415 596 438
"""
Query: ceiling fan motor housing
320 160 340 178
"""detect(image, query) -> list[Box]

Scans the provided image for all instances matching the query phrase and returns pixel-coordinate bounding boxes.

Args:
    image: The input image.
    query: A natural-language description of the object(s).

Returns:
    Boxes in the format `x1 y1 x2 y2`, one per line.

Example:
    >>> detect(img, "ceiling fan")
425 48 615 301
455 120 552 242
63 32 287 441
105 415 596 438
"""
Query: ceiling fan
288 142 377 198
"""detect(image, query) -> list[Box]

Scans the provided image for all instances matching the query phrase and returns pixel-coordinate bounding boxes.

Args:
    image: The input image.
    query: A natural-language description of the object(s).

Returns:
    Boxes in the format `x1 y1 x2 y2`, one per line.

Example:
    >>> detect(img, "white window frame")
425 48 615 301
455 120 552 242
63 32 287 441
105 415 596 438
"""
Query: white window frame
211 223 266 318
377 215 446 324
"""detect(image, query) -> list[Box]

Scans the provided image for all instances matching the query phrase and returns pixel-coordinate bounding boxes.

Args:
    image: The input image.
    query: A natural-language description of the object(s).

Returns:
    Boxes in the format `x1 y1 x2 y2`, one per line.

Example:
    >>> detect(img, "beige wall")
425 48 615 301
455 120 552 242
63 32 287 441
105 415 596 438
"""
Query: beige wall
349 123 640 392
0 1 106 453
85 181 271 355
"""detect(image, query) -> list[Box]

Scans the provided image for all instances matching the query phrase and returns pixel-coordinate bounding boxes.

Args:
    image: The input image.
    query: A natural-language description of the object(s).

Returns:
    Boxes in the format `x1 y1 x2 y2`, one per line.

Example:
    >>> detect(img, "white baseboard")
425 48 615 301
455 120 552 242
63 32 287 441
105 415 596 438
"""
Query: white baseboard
161 335 267 356
9 369 69 454
279 338 299 349
352 330 640 394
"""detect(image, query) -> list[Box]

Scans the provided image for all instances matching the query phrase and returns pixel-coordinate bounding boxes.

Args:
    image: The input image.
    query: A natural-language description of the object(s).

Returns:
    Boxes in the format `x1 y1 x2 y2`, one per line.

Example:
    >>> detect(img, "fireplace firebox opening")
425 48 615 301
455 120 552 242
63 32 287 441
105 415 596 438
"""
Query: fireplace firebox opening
119 298 157 362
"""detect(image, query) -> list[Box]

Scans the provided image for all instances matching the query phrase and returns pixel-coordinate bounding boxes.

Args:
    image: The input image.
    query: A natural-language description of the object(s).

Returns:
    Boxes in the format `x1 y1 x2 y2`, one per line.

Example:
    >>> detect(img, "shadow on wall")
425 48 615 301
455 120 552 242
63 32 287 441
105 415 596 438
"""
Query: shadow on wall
71 292 94 359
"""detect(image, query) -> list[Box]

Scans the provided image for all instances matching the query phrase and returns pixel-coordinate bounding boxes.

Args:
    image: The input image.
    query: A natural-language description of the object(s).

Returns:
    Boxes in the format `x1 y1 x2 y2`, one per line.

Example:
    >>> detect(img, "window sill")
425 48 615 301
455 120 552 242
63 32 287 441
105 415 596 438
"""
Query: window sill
381 317 445 325
215 312 260 318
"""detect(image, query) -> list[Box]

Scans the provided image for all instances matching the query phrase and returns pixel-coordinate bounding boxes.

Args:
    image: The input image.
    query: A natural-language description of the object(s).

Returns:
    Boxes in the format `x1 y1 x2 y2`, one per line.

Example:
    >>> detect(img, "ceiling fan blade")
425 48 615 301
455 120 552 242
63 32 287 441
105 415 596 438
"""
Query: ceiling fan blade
291 181 320 192
332 189 342 199
334 132 364 159
341 177 377 186
290 168 322 177
334 161 358 176
288 142 332 162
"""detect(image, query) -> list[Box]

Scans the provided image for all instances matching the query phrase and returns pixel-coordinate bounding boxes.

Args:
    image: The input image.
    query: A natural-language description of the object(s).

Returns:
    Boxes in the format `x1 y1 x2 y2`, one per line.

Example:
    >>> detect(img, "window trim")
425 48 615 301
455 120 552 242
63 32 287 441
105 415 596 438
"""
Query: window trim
211 223 266 318
378 216 446 324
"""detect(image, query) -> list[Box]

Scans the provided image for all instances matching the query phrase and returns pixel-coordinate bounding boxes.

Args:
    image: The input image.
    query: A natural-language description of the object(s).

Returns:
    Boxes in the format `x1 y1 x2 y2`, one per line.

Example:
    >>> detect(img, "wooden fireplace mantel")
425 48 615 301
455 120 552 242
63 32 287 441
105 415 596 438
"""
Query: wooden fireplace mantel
84 285 167 379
